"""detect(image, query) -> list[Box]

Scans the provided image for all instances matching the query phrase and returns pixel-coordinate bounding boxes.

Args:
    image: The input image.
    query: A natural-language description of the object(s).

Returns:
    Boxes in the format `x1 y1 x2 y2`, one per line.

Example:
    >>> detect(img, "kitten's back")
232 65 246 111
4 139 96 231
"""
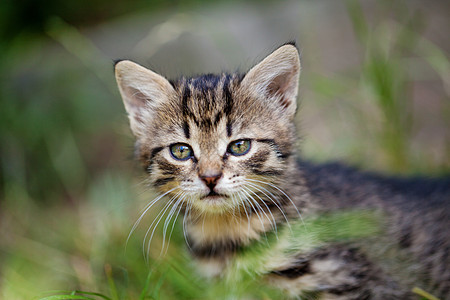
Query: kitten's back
300 160 450 296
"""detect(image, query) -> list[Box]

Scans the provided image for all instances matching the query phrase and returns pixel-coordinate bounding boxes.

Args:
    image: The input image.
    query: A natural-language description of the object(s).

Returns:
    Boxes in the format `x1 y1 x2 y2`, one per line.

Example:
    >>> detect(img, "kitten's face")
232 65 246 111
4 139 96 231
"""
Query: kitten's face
115 44 300 214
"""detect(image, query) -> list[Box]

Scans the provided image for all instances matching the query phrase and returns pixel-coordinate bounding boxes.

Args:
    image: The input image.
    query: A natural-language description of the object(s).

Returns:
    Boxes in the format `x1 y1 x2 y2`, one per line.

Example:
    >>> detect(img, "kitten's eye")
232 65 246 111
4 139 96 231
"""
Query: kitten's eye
228 140 251 156
170 143 193 161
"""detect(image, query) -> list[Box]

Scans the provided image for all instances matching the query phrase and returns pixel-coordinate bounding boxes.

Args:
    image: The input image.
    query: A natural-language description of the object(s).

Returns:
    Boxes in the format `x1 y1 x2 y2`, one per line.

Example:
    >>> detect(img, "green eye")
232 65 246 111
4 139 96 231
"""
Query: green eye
228 139 251 156
170 143 193 161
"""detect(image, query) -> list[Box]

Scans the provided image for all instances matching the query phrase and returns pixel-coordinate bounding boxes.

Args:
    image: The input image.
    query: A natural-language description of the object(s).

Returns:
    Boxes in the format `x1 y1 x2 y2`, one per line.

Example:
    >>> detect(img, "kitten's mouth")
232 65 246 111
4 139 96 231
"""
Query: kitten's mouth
201 191 227 201
196 191 231 213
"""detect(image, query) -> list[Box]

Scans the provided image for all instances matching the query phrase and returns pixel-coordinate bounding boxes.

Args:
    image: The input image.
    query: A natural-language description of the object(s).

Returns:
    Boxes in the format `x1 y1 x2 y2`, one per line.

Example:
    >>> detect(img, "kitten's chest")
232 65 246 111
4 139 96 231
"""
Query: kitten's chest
186 212 286 278
190 234 292 280
186 209 384 281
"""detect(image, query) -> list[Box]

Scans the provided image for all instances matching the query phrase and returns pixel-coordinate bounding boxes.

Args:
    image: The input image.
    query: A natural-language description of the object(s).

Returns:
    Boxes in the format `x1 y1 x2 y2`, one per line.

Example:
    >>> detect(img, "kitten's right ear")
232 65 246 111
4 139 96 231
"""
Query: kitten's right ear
115 60 175 137
240 44 300 120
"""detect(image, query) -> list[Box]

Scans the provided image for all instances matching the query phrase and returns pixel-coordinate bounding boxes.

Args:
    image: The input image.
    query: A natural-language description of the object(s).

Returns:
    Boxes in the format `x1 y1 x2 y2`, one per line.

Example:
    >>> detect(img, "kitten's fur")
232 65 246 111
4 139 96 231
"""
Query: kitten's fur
115 43 450 299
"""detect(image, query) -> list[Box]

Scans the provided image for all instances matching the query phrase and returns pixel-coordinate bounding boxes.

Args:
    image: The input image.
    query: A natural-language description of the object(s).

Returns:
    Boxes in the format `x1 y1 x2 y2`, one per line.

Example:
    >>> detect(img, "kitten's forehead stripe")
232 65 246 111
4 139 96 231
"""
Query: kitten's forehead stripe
174 73 242 133
226 120 232 137
223 75 234 137
183 121 190 139
181 80 199 127
222 75 234 116
213 111 223 125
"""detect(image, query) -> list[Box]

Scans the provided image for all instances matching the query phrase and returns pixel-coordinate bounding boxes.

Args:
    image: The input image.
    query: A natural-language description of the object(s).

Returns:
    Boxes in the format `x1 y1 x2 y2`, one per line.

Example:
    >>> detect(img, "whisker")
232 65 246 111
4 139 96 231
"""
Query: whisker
160 194 184 257
143 197 175 262
240 188 268 240
230 193 240 234
164 194 186 256
201 209 206 237
183 198 193 250
246 178 306 230
126 187 178 250
242 186 277 233
237 191 251 234
242 185 278 239
244 181 292 231
143 192 180 262
161 194 186 256
230 192 243 235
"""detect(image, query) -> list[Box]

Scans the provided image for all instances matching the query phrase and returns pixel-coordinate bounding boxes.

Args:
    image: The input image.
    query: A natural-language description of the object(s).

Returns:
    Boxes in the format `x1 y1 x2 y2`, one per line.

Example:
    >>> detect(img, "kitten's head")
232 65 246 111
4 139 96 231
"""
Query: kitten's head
115 44 300 214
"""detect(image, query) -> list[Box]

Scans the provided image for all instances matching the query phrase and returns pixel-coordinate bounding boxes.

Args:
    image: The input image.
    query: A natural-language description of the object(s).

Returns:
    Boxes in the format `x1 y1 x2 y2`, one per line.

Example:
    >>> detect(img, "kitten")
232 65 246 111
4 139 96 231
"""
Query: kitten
115 43 450 299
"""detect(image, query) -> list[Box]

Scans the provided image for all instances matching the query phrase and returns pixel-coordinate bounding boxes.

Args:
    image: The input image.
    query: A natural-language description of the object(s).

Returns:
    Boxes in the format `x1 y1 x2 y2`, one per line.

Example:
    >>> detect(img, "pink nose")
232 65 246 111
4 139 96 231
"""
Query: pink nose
201 174 221 189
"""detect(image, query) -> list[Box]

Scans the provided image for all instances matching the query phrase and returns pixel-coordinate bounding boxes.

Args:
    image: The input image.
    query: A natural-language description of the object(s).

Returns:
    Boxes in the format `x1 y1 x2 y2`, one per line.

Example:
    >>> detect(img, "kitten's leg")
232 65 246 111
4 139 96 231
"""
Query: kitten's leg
269 245 411 300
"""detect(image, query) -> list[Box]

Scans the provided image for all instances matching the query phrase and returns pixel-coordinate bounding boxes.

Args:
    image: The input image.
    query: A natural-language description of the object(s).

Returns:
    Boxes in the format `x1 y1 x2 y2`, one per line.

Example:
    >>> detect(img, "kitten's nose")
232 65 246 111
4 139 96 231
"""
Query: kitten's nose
200 173 222 190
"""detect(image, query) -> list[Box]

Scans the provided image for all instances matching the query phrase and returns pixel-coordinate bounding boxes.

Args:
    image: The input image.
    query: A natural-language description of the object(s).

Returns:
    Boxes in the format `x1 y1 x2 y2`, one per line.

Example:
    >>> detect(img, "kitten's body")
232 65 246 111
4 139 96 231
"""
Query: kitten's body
115 44 450 299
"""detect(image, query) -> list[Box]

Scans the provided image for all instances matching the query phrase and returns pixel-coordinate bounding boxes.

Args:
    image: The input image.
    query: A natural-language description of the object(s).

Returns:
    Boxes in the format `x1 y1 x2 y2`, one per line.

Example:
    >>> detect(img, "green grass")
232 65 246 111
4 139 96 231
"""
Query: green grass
0 1 448 299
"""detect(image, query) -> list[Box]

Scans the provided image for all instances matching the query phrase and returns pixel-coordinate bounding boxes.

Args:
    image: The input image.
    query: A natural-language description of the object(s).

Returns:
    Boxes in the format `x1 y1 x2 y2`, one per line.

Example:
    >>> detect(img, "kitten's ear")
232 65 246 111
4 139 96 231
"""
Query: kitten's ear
115 60 175 137
241 44 300 119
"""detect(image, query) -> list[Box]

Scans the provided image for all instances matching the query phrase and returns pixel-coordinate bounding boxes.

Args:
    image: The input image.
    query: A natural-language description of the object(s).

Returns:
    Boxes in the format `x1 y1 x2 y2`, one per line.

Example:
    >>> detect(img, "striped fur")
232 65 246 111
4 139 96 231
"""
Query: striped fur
115 44 450 299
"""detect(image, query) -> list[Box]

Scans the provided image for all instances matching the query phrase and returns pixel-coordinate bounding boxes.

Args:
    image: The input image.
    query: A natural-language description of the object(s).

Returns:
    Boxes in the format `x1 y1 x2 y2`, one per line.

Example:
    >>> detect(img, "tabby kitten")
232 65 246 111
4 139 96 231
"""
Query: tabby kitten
115 43 450 299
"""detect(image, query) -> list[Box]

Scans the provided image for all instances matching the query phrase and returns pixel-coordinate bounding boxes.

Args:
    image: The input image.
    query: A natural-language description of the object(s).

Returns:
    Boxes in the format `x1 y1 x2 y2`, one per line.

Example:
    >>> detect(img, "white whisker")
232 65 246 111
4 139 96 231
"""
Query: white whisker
160 194 184 257
201 209 206 237
126 187 178 252
246 178 306 230
240 188 268 240
183 199 193 250
162 194 186 256
244 181 292 231
242 186 276 231
143 192 180 262
242 185 278 239
237 191 251 234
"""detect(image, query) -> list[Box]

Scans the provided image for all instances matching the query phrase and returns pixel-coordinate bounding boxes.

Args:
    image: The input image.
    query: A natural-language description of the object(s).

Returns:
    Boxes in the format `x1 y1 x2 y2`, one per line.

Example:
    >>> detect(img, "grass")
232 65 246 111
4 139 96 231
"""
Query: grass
0 0 448 299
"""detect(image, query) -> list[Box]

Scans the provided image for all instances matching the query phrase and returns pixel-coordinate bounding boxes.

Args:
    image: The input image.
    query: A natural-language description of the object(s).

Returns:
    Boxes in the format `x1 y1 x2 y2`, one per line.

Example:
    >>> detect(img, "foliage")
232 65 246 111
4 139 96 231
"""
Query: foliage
0 0 448 299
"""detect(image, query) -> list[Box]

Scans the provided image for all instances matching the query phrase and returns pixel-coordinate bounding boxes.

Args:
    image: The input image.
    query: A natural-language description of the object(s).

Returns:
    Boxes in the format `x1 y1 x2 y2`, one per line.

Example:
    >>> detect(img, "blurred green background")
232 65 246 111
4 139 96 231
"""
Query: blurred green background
0 0 449 299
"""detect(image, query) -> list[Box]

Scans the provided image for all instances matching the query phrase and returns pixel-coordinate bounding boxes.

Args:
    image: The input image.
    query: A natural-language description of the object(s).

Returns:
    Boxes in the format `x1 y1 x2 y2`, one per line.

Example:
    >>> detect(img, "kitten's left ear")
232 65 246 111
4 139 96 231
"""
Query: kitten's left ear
115 60 175 138
241 44 300 119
